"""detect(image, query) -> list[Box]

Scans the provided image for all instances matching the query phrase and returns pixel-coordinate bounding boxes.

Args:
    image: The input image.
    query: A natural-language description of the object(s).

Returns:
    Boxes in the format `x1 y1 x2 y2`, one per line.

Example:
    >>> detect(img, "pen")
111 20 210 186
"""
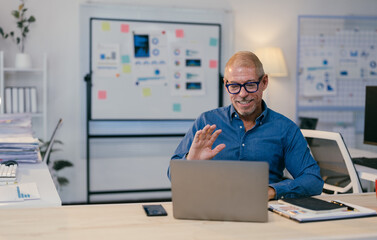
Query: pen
330 200 356 211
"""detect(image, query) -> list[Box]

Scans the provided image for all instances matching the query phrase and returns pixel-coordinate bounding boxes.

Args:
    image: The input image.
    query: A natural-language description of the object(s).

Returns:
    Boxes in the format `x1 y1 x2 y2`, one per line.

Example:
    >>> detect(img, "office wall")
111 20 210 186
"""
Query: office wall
0 0 376 203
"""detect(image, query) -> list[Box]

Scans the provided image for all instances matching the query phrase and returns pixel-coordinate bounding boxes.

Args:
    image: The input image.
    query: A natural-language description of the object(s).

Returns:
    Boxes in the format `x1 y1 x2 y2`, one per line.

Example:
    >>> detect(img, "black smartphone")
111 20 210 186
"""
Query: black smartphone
142 204 168 217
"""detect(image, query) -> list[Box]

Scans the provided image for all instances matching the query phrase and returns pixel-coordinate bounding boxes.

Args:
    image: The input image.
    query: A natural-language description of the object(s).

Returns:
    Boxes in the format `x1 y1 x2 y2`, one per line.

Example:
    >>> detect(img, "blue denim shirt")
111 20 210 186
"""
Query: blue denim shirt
170 102 323 199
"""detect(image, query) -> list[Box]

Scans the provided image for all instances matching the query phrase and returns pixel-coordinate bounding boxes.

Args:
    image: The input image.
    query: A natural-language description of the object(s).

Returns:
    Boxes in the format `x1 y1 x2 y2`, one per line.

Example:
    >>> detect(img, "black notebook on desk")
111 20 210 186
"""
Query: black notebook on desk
269 198 377 223
279 197 346 213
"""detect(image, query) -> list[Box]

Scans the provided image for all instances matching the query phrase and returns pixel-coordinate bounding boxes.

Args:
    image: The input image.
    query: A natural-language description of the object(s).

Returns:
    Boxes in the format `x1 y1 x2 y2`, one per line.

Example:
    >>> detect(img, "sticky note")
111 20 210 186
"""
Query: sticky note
102 22 110 31
173 103 181 112
98 90 107 100
209 38 218 46
123 65 131 73
121 55 130 64
121 24 129 33
176 29 184 38
142 88 151 97
209 60 217 69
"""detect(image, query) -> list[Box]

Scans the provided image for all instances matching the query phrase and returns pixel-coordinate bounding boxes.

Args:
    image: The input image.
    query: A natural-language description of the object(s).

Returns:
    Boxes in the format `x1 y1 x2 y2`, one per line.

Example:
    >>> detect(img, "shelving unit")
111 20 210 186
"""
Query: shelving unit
0 51 47 140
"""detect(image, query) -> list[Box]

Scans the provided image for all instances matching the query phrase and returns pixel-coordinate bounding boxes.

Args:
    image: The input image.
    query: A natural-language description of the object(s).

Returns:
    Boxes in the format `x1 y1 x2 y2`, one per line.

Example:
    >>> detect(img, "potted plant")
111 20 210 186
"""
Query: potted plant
0 0 36 68
39 139 74 191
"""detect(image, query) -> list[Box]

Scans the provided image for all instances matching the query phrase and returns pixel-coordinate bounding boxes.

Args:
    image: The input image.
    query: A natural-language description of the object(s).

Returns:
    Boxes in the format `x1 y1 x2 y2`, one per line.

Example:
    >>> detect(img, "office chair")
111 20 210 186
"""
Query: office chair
301 129 362 194
43 118 63 164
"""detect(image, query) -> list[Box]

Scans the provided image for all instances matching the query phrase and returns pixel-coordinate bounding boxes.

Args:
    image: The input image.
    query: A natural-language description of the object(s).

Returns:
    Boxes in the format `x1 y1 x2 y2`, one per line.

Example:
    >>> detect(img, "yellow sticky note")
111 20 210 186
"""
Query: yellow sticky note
142 88 151 97
122 65 131 73
102 22 110 31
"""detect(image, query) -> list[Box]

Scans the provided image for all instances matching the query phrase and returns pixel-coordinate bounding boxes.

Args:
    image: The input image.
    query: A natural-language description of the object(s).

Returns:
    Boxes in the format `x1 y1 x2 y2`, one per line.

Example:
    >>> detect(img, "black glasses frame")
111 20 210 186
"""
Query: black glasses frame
225 75 264 94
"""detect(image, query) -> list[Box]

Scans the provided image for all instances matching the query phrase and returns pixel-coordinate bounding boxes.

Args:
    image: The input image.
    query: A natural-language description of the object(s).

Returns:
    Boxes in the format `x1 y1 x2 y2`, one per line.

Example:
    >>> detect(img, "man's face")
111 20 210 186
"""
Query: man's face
224 65 268 119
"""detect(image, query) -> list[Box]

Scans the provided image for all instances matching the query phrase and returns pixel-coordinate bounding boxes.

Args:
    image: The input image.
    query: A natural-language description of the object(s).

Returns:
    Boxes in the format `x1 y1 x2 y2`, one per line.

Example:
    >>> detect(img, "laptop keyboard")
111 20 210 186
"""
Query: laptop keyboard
352 157 377 170
0 163 18 182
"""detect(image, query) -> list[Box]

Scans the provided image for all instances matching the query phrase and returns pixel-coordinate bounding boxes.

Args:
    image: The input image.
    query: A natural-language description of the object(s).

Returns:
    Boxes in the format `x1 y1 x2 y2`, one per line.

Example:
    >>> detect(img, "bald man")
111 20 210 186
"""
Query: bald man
170 51 323 200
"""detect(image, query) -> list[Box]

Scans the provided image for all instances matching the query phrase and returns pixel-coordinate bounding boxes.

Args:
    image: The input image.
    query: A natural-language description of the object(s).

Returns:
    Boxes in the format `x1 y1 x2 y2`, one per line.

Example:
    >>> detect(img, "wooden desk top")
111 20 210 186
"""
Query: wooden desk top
1 193 376 240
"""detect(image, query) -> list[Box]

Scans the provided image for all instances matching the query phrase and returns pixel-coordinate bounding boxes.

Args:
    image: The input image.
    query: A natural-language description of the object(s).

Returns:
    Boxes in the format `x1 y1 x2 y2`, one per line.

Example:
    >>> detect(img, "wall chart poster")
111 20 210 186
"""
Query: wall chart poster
90 18 221 120
297 16 377 107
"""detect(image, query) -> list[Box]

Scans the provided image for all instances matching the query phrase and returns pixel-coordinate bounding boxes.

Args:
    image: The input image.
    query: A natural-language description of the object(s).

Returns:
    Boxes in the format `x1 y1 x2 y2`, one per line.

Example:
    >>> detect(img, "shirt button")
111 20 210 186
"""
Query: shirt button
239 126 243 129
242 143 245 147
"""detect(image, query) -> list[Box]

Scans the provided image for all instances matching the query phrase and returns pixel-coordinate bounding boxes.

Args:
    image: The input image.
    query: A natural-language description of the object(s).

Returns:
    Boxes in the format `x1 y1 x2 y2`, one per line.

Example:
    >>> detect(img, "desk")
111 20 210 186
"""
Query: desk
349 148 377 182
0 162 61 208
0 193 376 239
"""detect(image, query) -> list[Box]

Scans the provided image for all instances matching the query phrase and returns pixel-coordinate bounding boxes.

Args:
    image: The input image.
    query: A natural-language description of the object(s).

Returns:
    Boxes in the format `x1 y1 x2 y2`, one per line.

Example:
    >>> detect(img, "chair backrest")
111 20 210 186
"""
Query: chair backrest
301 129 362 194
43 118 63 164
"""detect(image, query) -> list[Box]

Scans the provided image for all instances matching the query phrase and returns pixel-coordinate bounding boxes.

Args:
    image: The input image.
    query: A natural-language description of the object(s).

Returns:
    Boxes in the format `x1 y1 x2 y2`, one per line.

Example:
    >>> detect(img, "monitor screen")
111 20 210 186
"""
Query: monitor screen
364 86 377 146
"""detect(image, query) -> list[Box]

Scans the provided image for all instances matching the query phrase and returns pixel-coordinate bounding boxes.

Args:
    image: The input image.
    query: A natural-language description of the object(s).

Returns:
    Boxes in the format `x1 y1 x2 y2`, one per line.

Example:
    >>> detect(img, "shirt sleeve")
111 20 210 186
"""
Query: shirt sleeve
269 125 324 199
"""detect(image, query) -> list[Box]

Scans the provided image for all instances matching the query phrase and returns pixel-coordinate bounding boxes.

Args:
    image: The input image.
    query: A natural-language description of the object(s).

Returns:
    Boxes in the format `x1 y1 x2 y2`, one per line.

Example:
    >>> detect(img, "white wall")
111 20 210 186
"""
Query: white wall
1 0 376 203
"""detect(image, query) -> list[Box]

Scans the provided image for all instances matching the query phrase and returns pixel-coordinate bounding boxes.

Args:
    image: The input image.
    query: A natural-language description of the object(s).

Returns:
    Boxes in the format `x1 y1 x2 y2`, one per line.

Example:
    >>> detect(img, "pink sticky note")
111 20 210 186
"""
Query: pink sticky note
209 60 217 69
98 90 107 100
176 29 184 38
121 24 129 33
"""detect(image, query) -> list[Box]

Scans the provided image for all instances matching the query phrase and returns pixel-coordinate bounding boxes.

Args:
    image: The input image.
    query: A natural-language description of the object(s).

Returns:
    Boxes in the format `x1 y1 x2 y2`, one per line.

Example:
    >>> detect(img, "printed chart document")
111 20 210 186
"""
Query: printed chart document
0 182 40 202
269 199 377 223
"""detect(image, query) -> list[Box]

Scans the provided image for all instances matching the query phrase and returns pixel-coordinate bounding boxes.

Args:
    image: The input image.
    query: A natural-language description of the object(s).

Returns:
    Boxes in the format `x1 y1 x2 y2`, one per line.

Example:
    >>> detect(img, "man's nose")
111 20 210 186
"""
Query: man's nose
238 86 249 97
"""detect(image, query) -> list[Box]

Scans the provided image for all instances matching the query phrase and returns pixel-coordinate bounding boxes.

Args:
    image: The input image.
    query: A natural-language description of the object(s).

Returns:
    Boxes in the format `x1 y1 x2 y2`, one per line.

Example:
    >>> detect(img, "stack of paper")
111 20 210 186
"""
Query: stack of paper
0 114 41 163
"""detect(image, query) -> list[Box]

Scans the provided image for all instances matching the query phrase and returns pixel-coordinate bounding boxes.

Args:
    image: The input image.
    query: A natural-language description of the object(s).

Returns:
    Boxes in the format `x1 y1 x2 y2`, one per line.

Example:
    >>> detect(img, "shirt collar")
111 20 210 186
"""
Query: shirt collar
229 100 269 123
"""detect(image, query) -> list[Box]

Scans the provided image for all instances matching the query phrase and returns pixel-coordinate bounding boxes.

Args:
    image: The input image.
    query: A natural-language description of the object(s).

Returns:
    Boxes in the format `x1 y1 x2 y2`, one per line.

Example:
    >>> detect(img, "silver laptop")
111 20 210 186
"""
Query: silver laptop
170 160 269 222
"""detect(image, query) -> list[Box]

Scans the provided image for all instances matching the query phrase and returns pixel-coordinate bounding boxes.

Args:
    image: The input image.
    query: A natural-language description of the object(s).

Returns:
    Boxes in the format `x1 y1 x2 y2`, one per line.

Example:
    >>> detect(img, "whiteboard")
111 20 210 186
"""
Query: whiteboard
90 18 221 120
297 16 377 108
296 15 377 149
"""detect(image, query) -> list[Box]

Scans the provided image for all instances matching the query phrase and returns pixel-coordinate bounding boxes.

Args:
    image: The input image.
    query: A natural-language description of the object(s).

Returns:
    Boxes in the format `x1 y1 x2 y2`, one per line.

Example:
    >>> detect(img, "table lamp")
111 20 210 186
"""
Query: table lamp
254 47 288 77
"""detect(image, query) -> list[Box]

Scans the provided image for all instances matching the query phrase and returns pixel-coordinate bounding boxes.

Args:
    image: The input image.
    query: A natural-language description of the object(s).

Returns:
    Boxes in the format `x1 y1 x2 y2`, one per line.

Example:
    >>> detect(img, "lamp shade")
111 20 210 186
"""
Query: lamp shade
254 47 288 77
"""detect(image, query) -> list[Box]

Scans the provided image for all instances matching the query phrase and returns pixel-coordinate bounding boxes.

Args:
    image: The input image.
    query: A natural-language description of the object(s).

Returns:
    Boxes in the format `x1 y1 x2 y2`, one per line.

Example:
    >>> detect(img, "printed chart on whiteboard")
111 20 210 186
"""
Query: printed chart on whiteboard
297 16 377 108
90 18 221 120
297 16 377 148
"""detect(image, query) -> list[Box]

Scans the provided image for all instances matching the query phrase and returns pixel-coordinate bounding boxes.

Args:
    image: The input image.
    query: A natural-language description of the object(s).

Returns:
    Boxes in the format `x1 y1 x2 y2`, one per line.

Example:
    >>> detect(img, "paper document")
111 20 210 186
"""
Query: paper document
269 200 377 223
0 182 40 202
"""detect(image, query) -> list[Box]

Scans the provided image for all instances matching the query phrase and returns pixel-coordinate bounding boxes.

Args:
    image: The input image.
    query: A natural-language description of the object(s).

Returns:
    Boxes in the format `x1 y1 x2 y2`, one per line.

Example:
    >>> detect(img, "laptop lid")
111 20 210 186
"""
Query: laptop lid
170 160 269 222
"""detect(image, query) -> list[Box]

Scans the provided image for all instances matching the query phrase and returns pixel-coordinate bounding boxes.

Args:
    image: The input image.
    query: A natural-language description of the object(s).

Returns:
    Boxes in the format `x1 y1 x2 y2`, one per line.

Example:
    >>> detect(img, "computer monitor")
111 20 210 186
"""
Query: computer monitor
299 117 318 130
364 86 377 146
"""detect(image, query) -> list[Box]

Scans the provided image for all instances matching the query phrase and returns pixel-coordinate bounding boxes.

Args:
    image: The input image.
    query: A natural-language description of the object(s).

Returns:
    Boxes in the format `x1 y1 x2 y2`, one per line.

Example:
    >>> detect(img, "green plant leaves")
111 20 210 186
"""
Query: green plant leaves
57 177 69 186
53 160 73 171
28 16 35 23
11 10 19 18
1 0 36 53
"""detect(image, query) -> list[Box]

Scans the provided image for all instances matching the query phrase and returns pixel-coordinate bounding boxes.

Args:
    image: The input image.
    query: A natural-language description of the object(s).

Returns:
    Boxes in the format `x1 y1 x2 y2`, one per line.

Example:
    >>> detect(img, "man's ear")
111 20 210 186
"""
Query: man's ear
261 74 269 91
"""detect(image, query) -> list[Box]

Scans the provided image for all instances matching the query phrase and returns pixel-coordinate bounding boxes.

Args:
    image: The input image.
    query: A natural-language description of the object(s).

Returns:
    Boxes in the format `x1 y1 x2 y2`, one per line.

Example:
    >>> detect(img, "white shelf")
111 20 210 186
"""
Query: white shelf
0 51 48 140
3 68 44 72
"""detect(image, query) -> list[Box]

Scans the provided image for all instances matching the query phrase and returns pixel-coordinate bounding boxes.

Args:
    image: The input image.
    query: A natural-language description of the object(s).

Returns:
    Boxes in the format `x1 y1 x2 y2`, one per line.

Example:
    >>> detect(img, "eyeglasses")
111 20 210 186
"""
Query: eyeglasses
225 75 264 94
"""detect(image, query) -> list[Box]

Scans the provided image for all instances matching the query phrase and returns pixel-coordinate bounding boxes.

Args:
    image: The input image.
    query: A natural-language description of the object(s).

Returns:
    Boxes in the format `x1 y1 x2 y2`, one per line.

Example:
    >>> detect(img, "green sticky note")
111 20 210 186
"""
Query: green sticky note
209 38 218 46
142 88 151 97
173 103 181 112
102 22 110 31
122 65 131 73
121 55 130 64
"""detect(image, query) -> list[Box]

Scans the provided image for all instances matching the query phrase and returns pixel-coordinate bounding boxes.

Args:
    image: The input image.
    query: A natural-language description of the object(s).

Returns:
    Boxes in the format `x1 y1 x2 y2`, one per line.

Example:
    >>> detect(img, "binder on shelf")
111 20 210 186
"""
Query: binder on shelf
18 88 25 113
5 88 12 113
24 87 31 113
30 87 37 113
11 87 18 113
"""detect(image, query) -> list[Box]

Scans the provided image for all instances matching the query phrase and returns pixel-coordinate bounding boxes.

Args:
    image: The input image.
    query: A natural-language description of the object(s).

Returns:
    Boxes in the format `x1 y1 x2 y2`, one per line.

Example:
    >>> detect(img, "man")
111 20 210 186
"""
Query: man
170 51 323 200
